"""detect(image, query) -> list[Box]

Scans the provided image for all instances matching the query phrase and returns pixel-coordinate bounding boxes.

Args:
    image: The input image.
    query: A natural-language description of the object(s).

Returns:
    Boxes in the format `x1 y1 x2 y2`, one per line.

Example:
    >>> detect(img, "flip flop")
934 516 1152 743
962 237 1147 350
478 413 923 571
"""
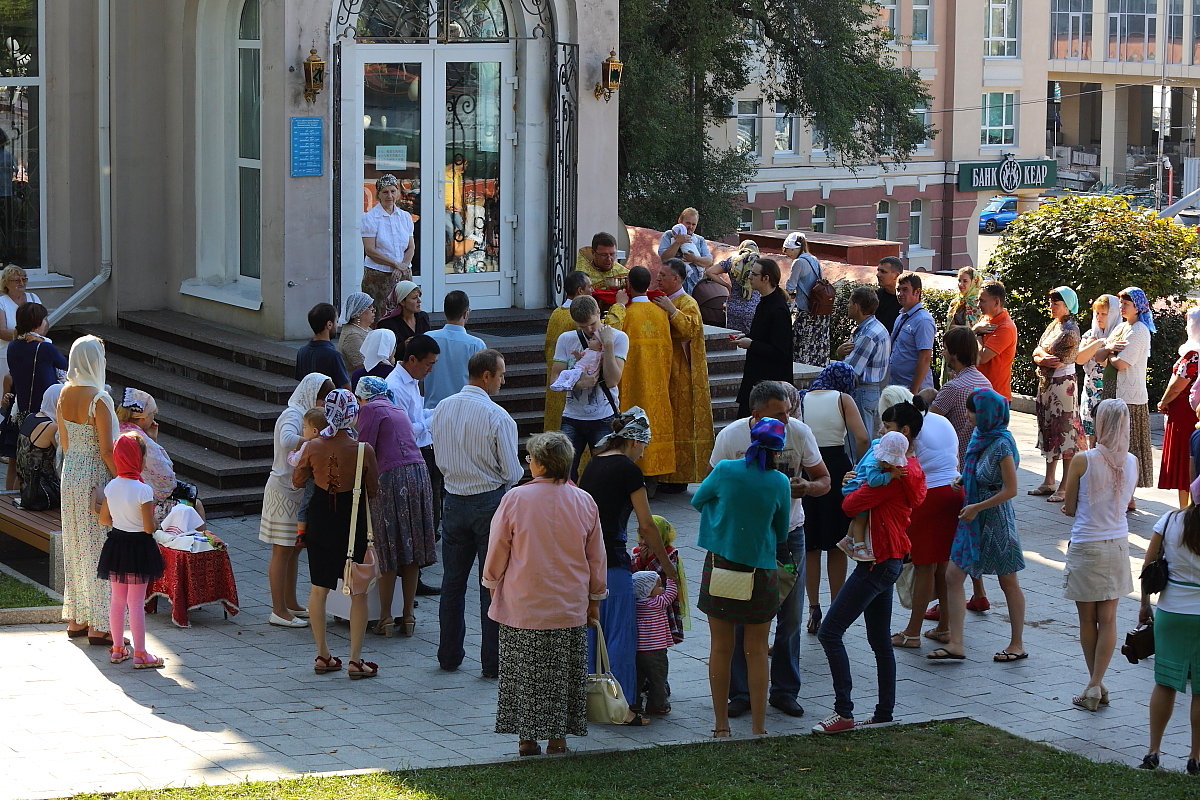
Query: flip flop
891 632 921 648
993 650 1029 662
926 648 966 661
924 628 951 643
620 712 651 726
1027 484 1055 496
1046 492 1066 503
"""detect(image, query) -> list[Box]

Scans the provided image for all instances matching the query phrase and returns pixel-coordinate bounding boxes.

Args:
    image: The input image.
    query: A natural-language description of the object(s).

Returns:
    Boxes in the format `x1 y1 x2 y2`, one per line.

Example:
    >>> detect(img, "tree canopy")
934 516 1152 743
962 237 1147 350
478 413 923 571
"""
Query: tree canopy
618 0 934 237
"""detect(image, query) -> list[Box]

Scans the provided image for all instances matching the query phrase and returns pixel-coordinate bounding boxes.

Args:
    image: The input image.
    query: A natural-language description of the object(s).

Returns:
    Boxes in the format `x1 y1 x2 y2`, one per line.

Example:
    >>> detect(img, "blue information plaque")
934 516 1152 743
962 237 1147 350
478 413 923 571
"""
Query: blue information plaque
290 117 323 177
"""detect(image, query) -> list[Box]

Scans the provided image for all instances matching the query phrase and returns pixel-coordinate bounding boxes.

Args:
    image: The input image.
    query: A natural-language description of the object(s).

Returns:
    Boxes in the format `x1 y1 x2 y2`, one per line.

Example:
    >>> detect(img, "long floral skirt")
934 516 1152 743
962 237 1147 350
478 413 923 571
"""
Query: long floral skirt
1129 402 1155 488
495 624 588 740
792 309 830 367
1035 373 1084 460
371 462 438 572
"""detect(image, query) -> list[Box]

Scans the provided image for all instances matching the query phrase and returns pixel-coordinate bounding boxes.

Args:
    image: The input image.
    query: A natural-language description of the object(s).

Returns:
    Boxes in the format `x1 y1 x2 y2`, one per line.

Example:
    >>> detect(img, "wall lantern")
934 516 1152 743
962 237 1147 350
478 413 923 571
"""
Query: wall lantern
303 47 326 104
593 50 623 102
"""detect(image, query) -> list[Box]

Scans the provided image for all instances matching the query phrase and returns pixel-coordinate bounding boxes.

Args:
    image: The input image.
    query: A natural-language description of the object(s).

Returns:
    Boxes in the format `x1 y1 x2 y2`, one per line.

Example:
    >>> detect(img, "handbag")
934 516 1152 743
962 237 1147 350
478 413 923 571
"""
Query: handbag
340 442 380 597
775 560 797 603
586 620 631 724
709 565 755 601
1140 511 1173 596
895 561 916 609
1120 619 1155 664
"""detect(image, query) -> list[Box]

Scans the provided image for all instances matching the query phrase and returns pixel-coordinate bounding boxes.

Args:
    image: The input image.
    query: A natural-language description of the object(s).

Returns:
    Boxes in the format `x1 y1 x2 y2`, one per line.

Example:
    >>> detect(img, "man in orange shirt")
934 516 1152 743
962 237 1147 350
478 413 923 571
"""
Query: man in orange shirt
973 281 1017 399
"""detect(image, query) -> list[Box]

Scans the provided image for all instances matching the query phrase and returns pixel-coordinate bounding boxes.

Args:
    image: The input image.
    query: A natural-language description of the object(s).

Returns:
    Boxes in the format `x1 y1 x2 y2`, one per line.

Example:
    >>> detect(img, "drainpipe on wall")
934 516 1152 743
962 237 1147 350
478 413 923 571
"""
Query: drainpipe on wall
48 0 112 327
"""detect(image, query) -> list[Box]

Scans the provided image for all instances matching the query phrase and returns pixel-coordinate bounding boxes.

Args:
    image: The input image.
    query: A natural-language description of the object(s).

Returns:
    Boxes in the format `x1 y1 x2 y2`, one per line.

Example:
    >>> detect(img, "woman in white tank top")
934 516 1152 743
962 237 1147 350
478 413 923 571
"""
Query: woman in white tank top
1060 399 1137 711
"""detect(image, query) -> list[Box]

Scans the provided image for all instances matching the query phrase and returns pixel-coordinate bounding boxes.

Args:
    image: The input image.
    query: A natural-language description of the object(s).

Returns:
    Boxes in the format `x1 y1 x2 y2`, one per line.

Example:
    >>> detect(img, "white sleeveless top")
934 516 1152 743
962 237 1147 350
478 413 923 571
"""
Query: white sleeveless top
800 390 847 448
1071 450 1137 544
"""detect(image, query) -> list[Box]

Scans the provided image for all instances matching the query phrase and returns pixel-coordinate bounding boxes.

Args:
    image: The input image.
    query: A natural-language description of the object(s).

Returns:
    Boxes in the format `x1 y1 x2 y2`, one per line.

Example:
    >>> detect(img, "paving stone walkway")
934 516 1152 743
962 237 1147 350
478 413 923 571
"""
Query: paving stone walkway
1 411 1195 799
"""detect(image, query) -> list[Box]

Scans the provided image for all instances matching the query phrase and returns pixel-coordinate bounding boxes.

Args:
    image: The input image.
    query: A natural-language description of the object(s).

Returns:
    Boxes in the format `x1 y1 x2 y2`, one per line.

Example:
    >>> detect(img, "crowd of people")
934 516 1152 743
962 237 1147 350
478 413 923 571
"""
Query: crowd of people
30 200 1198 771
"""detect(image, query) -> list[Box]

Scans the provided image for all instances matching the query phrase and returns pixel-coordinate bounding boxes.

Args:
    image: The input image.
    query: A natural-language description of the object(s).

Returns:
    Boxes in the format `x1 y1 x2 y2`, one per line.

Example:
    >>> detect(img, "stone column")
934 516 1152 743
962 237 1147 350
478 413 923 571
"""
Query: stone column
1099 82 1130 186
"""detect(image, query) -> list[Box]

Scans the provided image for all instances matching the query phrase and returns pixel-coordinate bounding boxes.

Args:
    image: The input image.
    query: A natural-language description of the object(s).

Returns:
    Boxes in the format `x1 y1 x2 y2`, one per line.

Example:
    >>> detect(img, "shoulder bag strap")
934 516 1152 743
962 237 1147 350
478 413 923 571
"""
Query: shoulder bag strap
346 442 367 560
577 328 621 417
25 341 40 413
591 619 611 674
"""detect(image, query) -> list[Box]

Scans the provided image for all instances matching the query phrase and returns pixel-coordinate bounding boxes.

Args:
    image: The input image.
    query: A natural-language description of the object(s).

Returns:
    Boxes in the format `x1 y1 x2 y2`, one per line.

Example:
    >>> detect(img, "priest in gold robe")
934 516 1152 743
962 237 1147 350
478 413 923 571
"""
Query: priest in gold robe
653 258 713 489
618 266 675 477
543 270 593 432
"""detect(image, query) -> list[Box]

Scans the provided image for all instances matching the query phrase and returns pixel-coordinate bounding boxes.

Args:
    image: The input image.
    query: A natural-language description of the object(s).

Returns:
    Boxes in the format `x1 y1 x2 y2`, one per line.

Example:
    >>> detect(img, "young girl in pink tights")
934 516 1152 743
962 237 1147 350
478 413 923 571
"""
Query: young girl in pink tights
96 432 165 668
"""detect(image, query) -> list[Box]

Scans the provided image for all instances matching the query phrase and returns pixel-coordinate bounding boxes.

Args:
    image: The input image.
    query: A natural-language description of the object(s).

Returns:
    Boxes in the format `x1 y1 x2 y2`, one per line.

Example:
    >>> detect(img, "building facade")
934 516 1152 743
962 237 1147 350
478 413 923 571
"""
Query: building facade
724 0 1200 272
8 0 617 339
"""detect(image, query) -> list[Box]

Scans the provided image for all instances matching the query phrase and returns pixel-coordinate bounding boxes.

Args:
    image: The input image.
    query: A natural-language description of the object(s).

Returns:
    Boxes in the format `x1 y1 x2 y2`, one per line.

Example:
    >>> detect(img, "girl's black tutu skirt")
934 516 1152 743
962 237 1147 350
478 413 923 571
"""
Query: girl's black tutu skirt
96 529 164 583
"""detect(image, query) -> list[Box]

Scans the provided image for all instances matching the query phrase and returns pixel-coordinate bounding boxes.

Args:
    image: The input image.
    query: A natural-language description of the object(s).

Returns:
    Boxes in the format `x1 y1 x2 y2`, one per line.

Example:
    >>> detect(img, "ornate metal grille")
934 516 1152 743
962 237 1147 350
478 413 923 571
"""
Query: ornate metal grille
547 42 578 302
337 0 518 42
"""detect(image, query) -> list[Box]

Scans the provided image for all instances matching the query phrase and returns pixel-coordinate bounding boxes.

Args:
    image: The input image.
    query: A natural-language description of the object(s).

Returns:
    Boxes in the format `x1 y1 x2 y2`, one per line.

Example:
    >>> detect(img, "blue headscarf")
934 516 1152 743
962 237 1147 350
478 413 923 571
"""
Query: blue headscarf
354 376 393 403
799 361 857 405
745 418 786 471
951 388 1020 578
1121 286 1156 334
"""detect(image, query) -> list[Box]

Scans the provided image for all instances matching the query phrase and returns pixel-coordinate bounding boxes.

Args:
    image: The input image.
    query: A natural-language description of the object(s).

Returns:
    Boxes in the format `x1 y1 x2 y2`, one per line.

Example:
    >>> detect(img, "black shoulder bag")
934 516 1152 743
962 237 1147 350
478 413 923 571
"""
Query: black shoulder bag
1140 511 1173 596
577 329 621 417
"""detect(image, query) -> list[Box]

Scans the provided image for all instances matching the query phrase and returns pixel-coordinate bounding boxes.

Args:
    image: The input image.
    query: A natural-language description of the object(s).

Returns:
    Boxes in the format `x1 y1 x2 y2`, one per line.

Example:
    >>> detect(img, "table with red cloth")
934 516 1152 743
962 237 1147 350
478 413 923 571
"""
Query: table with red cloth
145 544 240 628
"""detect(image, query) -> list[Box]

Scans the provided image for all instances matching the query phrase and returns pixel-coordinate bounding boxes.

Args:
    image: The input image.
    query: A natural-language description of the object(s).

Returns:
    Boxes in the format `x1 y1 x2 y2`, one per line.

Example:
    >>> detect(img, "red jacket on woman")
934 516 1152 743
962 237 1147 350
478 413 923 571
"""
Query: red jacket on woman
841 456 927 562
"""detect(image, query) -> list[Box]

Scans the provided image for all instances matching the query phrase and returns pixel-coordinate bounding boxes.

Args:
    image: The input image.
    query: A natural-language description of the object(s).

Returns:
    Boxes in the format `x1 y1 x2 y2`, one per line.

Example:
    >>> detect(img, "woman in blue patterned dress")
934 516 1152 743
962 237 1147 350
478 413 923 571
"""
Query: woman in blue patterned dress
926 388 1028 663
705 241 761 334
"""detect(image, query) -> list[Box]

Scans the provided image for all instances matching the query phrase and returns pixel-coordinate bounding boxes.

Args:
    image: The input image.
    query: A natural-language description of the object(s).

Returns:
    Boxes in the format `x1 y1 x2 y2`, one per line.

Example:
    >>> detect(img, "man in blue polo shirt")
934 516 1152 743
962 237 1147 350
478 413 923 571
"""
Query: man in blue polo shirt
424 290 486 410
295 302 350 389
887 273 936 394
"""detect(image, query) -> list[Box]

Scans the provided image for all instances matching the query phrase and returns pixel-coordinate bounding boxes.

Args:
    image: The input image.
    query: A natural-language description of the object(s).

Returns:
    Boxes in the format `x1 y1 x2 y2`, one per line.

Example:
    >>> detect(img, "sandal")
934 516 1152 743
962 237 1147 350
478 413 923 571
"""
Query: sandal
518 740 542 757
926 647 966 660
1027 484 1056 496
314 654 343 674
993 650 1028 662
619 712 650 726
348 659 379 679
132 651 165 669
1046 491 1066 503
711 728 731 738
67 626 89 639
806 605 822 635
923 628 950 643
373 618 394 637
109 645 131 664
400 615 416 637
546 741 570 755
891 632 921 648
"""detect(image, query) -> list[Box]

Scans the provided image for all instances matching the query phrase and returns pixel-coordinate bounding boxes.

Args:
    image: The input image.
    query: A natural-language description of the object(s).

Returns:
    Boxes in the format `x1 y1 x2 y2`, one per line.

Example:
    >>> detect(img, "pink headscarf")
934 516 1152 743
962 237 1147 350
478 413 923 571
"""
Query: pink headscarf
1090 399 1131 506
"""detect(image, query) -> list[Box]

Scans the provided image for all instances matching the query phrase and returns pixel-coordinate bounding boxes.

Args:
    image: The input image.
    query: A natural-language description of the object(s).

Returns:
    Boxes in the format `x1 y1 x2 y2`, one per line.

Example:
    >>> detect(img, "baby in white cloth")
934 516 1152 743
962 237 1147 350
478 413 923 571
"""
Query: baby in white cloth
550 348 602 391
671 223 700 259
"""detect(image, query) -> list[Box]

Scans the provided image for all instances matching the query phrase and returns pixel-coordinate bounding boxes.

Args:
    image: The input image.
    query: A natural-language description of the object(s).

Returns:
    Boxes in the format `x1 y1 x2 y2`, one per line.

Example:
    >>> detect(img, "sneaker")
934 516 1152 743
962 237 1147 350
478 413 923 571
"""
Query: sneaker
835 536 856 559
966 596 991 613
849 543 874 563
1139 752 1159 770
923 604 940 621
1187 758 1198 775
727 697 750 718
812 713 856 734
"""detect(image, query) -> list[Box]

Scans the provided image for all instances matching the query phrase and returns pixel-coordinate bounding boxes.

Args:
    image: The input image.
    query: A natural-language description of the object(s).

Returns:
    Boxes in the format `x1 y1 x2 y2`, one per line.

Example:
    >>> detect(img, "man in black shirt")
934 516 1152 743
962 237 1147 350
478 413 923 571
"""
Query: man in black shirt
874 256 904 334
295 303 351 389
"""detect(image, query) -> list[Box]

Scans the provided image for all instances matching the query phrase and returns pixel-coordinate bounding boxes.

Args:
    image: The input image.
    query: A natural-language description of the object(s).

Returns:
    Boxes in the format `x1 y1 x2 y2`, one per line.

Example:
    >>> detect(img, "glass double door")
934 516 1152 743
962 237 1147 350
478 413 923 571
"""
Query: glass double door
350 45 514 308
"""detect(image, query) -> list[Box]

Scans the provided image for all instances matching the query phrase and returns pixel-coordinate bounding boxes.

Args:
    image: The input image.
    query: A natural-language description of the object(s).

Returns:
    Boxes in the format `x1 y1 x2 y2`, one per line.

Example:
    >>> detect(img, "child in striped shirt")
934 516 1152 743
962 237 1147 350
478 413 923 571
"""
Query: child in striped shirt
633 570 677 715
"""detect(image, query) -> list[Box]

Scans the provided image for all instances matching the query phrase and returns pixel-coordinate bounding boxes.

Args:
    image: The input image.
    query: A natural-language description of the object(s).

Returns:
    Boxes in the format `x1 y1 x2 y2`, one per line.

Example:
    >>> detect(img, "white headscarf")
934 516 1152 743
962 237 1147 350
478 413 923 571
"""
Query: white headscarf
1089 294 1120 340
1180 305 1200 357
66 335 106 391
340 292 373 325
1091 399 1132 505
360 328 397 372
39 383 62 423
288 372 332 415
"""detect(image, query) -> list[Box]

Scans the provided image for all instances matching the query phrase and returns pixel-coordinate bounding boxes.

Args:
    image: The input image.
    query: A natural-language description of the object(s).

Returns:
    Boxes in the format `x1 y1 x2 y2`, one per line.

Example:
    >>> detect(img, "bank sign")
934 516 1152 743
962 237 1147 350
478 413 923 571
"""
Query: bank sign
957 156 1057 193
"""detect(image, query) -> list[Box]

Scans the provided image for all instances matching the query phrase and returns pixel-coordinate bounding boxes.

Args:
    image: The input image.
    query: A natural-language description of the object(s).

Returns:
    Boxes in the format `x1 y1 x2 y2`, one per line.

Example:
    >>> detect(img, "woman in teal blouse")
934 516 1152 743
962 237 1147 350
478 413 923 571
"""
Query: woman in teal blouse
692 418 792 739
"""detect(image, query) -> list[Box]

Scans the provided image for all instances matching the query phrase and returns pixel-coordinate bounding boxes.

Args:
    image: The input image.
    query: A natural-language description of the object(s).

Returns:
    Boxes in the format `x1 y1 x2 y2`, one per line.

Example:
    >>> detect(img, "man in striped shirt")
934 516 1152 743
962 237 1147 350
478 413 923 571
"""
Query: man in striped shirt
431 349 524 679
837 286 891 443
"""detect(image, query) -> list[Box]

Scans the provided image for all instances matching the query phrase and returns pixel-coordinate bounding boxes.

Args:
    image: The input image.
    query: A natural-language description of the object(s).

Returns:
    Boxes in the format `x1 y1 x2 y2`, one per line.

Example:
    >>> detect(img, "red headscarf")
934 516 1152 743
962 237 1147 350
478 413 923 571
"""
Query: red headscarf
113 433 145 482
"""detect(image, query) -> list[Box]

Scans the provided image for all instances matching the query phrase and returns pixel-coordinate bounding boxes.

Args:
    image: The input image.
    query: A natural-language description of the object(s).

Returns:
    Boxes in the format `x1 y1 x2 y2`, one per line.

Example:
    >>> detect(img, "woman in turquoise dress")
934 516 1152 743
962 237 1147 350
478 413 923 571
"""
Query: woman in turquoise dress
927 388 1028 663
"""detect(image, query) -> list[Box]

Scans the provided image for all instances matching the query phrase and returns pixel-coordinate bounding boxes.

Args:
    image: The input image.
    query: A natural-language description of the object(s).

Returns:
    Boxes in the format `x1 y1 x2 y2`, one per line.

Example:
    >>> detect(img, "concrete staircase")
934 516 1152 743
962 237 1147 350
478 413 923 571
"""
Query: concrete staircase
79 309 767 516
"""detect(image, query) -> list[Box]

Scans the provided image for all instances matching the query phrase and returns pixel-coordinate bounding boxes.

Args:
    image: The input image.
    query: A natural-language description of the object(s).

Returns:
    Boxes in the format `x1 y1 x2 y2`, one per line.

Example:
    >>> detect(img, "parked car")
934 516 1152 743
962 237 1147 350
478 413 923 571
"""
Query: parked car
979 196 1018 233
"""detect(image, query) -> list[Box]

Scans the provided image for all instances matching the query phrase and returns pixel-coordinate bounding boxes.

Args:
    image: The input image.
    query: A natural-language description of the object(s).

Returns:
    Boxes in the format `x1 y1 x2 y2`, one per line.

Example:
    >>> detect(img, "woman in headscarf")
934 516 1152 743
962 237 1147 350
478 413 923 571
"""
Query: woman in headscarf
578 407 676 727
789 363 869 635
1074 294 1121 447
930 388 1027 663
1059 399 1137 710
1029 286 1085 503
293 389 381 679
705 240 761 334
693 418 792 738
4 302 66 487
1156 306 1200 508
941 267 984 384
259 372 334 628
783 231 829 367
116 389 206 525
350 328 397 390
15 382 60 510
814 400 925 734
360 173 415 318
376 280 430 347
337 292 376 375
57 335 119 643
354 376 435 637
1095 287 1155 494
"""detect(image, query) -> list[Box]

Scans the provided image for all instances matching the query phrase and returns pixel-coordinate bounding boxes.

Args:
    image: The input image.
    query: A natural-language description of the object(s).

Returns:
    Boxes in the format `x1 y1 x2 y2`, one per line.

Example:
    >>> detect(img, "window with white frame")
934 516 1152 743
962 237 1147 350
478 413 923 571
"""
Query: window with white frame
880 1 897 37
876 200 891 241
774 207 791 230
237 0 261 280
911 103 932 147
1107 0 1157 62
0 1 42 271
984 0 1019 57
811 204 828 233
1050 0 1093 59
739 208 754 232
909 199 924 247
981 92 1016 145
913 0 931 43
1166 0 1182 63
774 102 795 155
736 100 760 156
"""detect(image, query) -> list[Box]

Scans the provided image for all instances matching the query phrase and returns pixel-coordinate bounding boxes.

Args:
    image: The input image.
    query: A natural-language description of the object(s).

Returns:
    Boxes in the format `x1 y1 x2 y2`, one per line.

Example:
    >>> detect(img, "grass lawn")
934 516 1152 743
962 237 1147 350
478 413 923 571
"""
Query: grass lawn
0 569 57 608
64 720 1193 800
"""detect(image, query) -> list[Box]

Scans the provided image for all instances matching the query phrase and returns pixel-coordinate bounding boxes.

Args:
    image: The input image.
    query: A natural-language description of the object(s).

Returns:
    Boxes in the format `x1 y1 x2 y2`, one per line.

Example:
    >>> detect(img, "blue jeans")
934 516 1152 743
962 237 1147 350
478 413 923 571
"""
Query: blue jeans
730 526 806 702
588 566 637 701
437 488 504 675
817 558 903 721
853 381 884 448
561 415 615 481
